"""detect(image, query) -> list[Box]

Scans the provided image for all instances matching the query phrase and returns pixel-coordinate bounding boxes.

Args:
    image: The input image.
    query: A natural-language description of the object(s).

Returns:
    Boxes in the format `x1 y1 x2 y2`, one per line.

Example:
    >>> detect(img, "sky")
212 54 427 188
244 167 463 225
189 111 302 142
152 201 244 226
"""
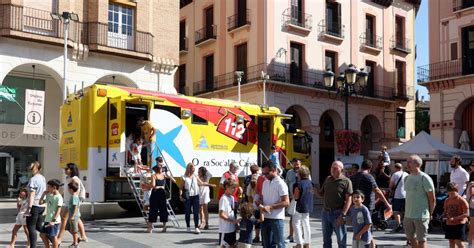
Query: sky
415 0 429 100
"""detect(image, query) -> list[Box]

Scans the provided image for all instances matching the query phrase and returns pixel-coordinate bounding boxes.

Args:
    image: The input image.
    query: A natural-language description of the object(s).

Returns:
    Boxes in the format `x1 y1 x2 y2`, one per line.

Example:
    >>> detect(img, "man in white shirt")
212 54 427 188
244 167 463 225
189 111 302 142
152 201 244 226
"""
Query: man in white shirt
389 163 409 232
449 155 469 195
258 160 289 248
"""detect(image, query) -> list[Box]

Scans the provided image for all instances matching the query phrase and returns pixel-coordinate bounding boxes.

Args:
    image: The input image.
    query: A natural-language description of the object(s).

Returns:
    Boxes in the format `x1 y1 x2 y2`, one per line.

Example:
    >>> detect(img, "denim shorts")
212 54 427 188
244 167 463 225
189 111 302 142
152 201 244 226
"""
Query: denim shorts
41 222 60 237
470 208 474 217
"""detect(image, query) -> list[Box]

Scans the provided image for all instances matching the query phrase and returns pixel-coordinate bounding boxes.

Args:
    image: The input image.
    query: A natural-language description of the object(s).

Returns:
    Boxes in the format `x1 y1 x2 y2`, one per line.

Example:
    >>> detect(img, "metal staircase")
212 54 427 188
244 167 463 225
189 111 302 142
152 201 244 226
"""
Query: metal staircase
123 163 180 228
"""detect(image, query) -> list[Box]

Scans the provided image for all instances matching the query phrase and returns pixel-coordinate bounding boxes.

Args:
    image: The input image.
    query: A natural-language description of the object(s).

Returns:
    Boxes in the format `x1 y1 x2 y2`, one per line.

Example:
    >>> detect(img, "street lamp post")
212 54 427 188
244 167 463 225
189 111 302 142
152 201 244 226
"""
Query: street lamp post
235 71 244 102
323 64 368 155
261 71 269 106
50 11 79 101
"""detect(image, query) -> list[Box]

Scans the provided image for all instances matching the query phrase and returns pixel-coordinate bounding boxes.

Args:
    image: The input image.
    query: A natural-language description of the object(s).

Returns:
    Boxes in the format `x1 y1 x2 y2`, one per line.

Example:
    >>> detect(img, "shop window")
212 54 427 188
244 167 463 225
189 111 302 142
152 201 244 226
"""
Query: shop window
0 76 45 125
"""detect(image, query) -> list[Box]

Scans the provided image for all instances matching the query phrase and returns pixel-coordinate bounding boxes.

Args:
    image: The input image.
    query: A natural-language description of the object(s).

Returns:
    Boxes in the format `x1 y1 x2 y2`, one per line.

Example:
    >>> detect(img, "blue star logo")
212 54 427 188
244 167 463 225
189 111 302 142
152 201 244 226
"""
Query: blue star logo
153 125 186 169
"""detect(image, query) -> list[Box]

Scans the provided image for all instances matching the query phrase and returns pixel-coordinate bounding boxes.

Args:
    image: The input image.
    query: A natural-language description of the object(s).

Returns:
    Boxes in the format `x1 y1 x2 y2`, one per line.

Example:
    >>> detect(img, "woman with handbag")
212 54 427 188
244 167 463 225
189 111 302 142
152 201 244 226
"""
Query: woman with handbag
291 166 314 248
181 163 214 234
147 164 176 233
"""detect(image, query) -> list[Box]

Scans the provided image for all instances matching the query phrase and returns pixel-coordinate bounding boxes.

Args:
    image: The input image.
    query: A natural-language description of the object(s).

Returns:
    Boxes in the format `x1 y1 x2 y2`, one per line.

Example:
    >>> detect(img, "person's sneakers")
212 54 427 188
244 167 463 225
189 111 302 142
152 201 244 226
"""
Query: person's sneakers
394 224 403 233
194 227 201 234
252 237 261 244
187 227 192 232
285 236 294 243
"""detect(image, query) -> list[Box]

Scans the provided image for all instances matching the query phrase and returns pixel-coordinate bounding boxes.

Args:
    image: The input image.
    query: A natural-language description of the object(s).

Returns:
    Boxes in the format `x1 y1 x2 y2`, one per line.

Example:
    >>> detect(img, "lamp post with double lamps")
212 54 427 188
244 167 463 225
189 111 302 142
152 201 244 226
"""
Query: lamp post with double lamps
323 64 369 154
50 11 79 101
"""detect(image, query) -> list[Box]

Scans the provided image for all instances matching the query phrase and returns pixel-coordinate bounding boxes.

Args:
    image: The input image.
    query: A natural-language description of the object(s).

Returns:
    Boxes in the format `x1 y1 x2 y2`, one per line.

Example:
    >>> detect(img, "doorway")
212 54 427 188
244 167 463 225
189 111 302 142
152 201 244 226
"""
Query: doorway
319 113 335 183
462 26 474 75
258 117 272 165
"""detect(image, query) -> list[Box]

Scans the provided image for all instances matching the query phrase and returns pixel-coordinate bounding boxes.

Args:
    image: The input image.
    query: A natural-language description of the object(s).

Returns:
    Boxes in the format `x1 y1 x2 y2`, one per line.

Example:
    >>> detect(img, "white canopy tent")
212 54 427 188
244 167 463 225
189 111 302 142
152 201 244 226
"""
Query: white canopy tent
369 131 474 189
384 131 474 161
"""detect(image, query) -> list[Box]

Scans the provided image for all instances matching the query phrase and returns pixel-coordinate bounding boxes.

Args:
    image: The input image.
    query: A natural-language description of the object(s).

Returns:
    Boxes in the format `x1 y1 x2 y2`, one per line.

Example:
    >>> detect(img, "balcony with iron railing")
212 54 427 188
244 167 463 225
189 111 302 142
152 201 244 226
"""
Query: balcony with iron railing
179 37 188 54
195 24 216 46
318 19 345 42
0 4 83 45
193 63 399 101
360 32 383 52
281 8 312 35
453 0 474 12
417 59 463 83
227 10 251 33
0 4 154 60
87 22 153 59
390 36 411 54
393 84 415 101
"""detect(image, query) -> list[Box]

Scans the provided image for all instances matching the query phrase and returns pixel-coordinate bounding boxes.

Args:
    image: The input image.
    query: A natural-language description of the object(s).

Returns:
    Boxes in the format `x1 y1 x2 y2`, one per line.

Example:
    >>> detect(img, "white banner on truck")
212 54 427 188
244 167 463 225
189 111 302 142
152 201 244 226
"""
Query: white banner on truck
23 89 45 135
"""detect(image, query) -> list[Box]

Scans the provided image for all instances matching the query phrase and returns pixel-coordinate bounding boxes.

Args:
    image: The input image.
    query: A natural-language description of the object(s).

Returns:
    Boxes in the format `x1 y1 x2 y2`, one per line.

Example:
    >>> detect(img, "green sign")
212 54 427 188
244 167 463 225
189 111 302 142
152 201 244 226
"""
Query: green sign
0 85 16 102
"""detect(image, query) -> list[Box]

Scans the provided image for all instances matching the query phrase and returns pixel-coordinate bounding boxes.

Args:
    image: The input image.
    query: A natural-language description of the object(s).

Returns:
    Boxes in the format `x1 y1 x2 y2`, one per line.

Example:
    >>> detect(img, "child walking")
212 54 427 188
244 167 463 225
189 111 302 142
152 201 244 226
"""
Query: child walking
444 182 469 248
67 181 81 247
8 187 30 248
219 178 239 248
347 190 373 248
39 179 63 248
238 202 262 248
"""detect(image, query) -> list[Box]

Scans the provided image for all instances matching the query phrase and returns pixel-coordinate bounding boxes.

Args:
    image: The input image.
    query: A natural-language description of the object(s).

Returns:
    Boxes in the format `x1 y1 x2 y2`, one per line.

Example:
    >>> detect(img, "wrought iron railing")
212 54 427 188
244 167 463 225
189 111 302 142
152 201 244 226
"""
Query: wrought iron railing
318 19 345 38
195 24 217 45
417 59 462 82
453 0 474 11
281 8 312 30
360 32 383 50
391 36 411 53
179 37 188 52
227 9 251 32
87 22 153 54
393 85 415 100
0 5 153 55
192 63 399 100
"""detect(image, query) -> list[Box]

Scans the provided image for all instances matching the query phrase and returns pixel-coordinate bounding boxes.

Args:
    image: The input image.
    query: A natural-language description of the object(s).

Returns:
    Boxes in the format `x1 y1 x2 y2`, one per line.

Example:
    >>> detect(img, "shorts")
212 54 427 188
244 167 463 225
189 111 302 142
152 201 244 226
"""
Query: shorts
392 198 406 212
254 210 261 229
445 224 466 240
404 218 429 241
41 222 60 237
237 242 252 248
143 189 152 206
15 213 27 225
219 232 237 247
67 217 79 233
352 240 370 248
470 208 474 217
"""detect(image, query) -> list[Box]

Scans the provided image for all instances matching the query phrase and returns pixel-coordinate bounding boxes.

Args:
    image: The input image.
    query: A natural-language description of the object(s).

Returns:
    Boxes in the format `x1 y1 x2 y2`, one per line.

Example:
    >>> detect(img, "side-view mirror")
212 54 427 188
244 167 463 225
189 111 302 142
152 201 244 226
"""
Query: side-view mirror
285 123 297 133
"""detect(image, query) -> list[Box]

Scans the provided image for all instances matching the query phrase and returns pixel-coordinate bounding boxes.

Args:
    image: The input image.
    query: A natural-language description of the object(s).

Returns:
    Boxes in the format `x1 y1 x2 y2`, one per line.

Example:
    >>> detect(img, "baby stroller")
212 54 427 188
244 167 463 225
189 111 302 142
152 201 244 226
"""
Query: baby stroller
371 189 391 230
429 191 448 231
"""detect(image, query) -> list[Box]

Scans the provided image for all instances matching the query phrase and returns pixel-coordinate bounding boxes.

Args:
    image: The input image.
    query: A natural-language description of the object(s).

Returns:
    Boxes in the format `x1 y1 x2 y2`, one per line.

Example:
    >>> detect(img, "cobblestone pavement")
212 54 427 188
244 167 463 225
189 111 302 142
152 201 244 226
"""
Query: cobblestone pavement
0 201 453 247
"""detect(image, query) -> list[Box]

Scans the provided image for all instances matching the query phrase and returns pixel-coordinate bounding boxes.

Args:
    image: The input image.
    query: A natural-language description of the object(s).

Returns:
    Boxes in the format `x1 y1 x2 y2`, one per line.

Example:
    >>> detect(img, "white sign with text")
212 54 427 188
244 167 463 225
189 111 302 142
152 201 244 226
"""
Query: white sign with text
23 89 45 135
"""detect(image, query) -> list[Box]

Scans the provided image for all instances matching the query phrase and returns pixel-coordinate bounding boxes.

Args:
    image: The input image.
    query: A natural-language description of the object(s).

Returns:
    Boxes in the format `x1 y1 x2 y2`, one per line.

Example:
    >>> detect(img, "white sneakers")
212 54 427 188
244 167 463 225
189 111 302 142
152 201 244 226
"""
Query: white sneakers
186 227 201 234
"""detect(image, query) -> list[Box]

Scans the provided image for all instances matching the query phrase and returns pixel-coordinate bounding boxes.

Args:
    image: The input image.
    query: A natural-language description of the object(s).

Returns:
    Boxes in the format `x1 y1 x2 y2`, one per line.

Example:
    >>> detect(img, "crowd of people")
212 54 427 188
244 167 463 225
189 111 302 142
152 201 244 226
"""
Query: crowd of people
8 162 87 248
8 142 474 248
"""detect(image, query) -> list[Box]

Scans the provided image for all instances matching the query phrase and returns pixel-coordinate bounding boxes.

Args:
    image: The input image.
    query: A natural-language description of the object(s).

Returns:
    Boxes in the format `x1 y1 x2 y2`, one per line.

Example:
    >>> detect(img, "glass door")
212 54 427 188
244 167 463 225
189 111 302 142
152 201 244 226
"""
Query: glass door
108 4 134 50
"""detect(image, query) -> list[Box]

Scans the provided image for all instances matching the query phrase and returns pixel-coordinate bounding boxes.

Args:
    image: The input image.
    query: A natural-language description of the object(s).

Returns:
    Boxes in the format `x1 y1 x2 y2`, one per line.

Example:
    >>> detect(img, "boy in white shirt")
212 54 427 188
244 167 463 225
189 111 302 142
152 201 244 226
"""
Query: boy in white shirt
219 178 239 248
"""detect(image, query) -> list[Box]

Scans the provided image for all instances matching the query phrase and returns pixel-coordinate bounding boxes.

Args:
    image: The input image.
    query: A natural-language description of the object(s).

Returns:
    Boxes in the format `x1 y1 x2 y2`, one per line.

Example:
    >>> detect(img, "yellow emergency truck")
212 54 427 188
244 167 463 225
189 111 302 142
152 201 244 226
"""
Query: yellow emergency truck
60 84 311 210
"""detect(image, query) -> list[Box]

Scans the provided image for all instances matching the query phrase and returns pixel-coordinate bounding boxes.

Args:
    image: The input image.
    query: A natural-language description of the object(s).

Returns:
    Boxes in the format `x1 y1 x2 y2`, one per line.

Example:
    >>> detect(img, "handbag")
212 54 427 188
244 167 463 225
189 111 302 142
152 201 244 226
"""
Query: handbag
287 199 297 215
181 176 194 202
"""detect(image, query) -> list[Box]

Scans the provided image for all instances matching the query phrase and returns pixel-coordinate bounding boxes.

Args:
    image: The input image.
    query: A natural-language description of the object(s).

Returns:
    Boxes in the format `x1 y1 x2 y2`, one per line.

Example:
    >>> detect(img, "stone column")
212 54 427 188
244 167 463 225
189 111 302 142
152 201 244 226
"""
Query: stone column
302 125 320 185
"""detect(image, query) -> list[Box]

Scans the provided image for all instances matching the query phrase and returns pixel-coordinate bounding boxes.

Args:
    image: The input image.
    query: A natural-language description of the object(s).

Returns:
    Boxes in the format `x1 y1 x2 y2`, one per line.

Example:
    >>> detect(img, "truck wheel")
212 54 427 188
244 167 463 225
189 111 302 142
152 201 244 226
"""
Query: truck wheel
118 201 140 212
